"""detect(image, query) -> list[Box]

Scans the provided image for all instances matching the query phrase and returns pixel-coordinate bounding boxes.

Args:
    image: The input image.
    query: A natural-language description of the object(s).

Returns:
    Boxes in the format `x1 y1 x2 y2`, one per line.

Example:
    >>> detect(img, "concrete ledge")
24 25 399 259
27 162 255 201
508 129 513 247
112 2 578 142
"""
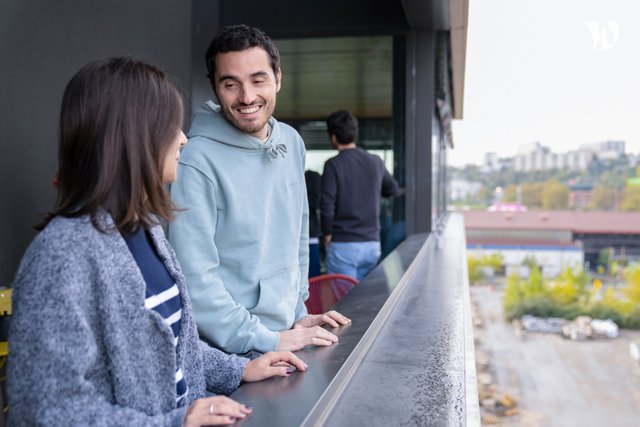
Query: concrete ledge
230 213 478 426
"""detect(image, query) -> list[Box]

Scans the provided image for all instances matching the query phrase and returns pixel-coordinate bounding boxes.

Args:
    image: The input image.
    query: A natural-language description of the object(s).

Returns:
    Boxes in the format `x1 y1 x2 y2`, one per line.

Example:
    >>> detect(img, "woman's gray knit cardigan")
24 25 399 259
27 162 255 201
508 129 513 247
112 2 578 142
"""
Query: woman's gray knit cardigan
7 214 249 426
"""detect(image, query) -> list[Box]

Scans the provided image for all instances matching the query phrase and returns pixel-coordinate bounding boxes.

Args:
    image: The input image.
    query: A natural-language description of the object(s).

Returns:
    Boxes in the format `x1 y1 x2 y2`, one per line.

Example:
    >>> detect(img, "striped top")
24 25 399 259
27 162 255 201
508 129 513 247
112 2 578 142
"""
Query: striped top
123 228 188 405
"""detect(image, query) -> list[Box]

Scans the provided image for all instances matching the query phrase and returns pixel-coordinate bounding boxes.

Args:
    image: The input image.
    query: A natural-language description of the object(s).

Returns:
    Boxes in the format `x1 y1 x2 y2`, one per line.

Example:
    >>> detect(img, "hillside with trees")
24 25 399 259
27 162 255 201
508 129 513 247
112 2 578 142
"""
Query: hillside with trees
450 155 640 211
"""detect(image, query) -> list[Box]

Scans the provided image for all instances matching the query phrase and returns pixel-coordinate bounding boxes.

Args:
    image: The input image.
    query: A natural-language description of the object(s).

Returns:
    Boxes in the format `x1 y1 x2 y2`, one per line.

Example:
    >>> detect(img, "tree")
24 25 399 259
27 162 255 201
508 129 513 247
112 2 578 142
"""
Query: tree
551 266 588 305
482 253 504 271
476 186 494 206
520 182 543 208
502 185 517 202
467 256 485 285
503 273 523 319
620 186 640 211
624 263 640 304
522 265 545 299
589 186 617 211
541 179 569 210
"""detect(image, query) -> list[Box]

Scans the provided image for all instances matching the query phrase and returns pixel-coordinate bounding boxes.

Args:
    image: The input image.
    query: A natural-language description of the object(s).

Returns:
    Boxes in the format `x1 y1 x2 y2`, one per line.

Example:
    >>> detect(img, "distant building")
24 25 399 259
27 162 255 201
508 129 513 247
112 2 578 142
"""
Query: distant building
514 142 551 172
563 149 594 171
450 178 483 201
482 152 500 173
462 210 640 276
504 140 623 173
487 202 527 212
568 183 593 209
579 140 625 162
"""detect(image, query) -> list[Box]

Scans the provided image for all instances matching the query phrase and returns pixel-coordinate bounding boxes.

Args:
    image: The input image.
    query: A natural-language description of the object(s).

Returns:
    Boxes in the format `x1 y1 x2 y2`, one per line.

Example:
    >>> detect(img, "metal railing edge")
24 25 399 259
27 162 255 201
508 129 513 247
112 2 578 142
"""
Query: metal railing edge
457 213 481 426
300 232 436 427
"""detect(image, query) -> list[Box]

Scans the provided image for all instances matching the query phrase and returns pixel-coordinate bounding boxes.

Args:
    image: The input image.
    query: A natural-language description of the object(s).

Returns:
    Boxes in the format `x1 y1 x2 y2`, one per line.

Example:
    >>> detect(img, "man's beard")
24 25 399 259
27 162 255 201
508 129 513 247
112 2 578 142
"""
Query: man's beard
221 98 276 137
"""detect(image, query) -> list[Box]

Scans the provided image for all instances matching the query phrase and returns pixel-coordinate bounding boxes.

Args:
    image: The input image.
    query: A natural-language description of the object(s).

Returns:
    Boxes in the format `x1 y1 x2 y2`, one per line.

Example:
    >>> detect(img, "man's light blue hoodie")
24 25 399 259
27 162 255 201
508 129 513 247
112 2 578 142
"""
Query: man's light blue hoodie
169 101 309 354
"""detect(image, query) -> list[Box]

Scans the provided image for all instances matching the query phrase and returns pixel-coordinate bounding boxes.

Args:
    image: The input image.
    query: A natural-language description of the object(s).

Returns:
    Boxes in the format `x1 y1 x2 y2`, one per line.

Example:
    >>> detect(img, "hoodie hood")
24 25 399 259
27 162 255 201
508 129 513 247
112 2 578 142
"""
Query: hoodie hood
188 101 287 161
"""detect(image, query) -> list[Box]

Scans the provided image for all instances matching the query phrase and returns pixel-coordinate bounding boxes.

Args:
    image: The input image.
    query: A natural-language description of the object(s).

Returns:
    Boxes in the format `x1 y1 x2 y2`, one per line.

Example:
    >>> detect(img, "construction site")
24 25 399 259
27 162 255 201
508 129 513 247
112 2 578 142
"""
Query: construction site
471 283 640 426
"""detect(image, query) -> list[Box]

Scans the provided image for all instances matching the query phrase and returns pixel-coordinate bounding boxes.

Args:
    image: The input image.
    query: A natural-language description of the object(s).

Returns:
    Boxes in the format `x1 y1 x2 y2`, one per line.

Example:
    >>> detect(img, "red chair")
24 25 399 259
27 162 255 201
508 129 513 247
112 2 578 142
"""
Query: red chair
305 274 358 314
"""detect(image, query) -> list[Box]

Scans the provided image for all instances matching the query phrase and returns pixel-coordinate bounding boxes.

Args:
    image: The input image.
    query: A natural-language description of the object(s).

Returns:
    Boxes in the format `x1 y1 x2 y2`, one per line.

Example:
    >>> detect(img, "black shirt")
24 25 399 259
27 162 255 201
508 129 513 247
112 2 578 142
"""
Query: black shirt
305 170 322 238
320 147 399 242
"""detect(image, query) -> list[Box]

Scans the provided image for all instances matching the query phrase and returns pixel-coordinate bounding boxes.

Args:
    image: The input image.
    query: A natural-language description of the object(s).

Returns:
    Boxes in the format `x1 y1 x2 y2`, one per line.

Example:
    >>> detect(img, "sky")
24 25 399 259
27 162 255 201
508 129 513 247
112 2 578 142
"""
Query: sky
449 0 640 167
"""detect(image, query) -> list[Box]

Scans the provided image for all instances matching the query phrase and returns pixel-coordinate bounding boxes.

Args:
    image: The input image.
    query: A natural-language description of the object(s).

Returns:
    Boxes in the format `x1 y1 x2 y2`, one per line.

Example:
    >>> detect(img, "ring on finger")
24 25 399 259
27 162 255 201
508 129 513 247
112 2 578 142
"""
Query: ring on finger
209 403 215 415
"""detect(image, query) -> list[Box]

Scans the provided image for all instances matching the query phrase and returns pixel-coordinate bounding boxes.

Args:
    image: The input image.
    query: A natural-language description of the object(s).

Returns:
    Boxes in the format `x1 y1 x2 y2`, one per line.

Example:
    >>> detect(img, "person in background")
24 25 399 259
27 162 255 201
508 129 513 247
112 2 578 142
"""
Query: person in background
169 24 350 356
305 170 322 278
321 110 400 280
7 57 307 427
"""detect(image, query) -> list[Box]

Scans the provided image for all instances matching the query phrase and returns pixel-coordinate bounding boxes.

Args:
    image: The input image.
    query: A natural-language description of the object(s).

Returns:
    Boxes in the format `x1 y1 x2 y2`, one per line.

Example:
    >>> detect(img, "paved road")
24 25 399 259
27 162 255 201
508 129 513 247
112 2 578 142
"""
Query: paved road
471 285 640 427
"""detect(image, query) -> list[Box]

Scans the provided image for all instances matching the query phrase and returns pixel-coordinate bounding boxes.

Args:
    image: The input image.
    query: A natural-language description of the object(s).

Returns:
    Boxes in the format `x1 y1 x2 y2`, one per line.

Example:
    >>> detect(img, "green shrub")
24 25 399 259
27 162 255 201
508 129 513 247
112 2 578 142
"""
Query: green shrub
467 256 484 285
622 304 640 328
503 273 523 320
584 303 624 325
467 253 505 285
624 264 640 304
501 264 640 329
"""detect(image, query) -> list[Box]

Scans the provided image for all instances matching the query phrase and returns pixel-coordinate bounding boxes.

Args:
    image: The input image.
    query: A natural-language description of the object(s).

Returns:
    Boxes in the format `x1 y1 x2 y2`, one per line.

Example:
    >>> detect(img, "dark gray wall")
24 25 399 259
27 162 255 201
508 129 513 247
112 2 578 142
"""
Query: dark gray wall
0 0 192 286
191 0 221 112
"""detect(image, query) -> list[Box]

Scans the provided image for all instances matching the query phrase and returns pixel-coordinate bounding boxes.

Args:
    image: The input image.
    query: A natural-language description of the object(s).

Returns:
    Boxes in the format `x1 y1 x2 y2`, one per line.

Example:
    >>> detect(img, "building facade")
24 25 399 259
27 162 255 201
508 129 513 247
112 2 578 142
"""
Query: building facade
1 0 468 285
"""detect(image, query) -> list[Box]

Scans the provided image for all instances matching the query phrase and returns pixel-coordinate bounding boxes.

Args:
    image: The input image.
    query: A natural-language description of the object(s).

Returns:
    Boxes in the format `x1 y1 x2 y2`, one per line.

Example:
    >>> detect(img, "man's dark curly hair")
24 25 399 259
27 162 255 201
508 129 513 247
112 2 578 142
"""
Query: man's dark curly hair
205 24 280 85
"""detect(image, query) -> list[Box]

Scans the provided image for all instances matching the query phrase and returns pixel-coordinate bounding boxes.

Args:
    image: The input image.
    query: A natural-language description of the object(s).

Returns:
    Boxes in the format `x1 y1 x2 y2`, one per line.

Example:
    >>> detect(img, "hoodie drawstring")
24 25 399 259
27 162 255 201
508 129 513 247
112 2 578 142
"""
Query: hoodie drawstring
264 143 287 162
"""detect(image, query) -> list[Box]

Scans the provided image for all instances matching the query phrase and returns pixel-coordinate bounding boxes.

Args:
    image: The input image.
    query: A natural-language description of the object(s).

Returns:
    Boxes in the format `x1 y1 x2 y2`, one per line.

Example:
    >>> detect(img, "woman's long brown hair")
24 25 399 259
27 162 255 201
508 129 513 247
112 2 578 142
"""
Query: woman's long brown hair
38 57 184 233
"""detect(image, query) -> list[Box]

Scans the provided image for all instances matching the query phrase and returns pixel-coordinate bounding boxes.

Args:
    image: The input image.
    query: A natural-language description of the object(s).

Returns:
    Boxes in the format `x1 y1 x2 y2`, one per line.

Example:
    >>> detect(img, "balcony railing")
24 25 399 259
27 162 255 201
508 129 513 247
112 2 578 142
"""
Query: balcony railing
230 213 479 426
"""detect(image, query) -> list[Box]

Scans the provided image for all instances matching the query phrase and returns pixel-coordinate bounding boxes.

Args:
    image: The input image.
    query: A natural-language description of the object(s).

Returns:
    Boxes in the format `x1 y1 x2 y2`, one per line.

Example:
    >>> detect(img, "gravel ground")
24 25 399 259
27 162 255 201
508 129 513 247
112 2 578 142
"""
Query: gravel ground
471 284 640 427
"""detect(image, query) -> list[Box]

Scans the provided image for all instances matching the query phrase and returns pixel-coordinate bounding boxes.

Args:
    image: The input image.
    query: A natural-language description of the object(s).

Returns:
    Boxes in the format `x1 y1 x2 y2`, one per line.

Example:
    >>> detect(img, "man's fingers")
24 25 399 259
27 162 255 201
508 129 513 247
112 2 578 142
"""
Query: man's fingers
294 311 351 329
311 326 338 343
310 337 335 346
324 310 351 324
321 314 340 328
276 326 341 352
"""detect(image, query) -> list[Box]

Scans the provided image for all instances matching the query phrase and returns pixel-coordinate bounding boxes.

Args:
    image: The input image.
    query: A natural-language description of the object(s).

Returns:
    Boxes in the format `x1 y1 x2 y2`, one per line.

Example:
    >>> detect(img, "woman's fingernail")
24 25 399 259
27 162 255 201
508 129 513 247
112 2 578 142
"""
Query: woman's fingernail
286 366 295 374
244 406 253 412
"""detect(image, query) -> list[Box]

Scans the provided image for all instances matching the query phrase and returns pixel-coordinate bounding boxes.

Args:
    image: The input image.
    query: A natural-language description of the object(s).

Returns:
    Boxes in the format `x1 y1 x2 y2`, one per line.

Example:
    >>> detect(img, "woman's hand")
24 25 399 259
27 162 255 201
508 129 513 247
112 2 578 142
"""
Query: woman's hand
241 351 309 383
183 395 252 426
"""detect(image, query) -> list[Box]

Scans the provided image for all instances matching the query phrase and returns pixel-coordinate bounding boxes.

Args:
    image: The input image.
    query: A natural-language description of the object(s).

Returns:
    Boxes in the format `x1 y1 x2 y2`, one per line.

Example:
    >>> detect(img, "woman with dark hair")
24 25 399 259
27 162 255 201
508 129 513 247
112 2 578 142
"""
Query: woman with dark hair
7 57 306 426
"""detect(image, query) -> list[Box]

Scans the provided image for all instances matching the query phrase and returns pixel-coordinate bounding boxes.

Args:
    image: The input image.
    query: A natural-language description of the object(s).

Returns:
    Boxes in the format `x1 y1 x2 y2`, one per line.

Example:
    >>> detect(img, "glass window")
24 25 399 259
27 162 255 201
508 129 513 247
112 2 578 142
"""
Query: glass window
274 36 402 254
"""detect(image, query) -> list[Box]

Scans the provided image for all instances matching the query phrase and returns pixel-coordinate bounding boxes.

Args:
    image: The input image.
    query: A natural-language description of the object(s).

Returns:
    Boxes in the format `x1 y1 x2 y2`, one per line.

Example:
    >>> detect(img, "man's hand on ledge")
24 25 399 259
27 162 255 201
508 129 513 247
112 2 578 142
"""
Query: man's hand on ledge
241 351 308 383
276 326 337 351
275 311 352 351
294 310 351 329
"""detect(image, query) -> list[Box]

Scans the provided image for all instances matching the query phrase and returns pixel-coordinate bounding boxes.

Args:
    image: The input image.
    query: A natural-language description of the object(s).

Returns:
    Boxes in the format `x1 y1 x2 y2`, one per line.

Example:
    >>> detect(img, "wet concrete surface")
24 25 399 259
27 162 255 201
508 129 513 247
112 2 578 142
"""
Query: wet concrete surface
472 285 640 427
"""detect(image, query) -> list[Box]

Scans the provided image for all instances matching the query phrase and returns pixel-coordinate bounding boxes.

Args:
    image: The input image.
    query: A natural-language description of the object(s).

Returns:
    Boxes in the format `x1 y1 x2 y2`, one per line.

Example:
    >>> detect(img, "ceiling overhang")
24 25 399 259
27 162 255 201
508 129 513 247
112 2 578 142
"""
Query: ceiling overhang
220 0 467 120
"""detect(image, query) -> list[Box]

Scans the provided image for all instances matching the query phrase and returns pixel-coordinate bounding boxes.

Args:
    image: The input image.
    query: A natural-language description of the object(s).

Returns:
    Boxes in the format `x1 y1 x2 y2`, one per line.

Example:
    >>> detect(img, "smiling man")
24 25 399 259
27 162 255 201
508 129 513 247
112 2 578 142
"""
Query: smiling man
169 25 350 357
